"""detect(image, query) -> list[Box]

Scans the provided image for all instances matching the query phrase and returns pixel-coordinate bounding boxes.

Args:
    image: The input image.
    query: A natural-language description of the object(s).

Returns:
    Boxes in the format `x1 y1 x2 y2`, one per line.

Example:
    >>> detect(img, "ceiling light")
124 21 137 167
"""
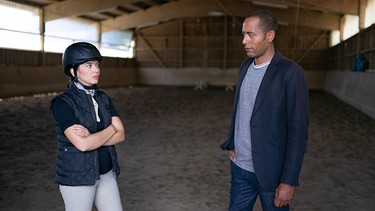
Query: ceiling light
278 21 289 26
207 11 225 16
252 1 288 9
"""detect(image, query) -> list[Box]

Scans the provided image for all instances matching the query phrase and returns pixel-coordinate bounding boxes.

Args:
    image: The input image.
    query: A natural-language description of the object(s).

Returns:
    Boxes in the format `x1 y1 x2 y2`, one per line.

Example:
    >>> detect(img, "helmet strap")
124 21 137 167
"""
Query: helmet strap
72 65 79 82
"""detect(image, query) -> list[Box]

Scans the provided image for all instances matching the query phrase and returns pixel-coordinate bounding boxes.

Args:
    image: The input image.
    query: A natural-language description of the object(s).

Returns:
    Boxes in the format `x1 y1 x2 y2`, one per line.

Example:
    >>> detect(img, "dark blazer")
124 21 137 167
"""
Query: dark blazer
221 50 309 191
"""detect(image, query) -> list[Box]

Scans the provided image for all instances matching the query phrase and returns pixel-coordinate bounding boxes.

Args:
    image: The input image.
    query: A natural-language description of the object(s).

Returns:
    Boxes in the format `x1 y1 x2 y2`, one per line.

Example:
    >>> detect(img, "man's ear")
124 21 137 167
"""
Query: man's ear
267 31 275 43
70 68 75 77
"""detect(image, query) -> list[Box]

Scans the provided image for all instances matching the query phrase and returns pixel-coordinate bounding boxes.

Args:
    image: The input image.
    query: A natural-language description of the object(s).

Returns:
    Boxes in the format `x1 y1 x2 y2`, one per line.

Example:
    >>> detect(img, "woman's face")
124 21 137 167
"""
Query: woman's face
71 60 100 86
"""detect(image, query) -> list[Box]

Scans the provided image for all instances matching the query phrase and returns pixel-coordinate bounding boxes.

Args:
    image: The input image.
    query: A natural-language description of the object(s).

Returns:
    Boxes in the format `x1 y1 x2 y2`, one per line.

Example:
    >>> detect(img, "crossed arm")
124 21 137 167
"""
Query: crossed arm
64 116 125 152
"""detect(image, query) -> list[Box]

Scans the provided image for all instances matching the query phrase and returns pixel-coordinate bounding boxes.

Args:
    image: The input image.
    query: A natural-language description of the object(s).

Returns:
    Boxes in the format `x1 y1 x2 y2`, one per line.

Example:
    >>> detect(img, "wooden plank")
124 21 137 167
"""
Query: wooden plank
297 30 330 63
136 32 167 68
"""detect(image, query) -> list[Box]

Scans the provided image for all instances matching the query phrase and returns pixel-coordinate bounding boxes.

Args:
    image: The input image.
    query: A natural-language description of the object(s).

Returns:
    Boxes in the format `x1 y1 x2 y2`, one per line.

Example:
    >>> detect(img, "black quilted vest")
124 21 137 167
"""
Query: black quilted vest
50 83 120 186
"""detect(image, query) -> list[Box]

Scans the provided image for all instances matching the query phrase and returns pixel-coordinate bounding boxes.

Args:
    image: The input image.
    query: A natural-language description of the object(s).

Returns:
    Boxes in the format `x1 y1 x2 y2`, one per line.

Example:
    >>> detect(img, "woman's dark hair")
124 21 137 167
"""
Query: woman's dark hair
246 9 278 33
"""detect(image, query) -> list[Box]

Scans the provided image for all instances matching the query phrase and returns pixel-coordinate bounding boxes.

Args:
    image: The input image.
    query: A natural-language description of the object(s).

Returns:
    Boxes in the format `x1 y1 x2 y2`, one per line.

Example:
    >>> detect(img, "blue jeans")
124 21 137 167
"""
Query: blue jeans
228 160 289 211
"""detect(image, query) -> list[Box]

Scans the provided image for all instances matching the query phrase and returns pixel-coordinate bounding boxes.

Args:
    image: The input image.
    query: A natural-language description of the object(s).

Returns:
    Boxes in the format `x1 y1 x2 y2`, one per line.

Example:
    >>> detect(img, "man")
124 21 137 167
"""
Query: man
220 10 309 211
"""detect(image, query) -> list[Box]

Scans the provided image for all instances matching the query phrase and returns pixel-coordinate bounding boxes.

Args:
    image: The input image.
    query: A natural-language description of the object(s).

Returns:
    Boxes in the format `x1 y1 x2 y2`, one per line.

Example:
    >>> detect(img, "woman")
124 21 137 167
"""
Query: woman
50 42 125 211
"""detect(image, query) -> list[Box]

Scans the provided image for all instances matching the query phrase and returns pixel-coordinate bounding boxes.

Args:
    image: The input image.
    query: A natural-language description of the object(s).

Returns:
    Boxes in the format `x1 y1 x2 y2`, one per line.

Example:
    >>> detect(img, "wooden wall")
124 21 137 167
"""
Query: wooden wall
0 15 339 98
0 49 137 98
134 16 330 89
327 24 375 71
324 24 375 119
135 16 330 71
0 49 137 68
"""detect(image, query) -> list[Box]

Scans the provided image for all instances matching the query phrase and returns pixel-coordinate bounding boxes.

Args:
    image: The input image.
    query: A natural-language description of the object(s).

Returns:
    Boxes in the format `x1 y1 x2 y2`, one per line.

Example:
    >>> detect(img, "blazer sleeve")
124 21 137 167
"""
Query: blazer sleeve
280 65 309 186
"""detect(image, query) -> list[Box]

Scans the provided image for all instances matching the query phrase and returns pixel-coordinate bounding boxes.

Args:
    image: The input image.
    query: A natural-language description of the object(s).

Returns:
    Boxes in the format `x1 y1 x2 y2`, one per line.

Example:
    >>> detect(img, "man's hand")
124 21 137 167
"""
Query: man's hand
229 150 237 162
274 183 295 207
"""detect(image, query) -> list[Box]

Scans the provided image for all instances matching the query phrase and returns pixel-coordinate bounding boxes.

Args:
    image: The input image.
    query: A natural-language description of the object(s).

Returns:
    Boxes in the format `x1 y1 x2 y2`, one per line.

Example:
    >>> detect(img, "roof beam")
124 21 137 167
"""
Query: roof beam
101 0 340 32
43 0 140 21
101 0 219 32
222 0 341 30
273 8 340 30
296 0 358 15
248 0 358 15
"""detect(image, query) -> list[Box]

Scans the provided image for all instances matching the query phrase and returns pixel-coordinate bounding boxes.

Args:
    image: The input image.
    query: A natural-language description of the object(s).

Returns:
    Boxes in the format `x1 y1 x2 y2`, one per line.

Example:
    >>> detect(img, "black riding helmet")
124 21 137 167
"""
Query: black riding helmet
62 42 103 79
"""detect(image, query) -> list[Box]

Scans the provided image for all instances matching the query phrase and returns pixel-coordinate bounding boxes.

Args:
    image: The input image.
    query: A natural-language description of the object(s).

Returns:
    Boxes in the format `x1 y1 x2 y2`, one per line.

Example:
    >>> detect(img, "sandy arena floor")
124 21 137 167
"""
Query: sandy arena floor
0 86 374 211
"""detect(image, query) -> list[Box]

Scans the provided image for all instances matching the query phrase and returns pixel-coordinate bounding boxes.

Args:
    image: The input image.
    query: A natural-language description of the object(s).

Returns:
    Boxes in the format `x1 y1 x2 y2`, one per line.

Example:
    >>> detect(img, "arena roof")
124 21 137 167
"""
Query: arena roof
7 0 365 31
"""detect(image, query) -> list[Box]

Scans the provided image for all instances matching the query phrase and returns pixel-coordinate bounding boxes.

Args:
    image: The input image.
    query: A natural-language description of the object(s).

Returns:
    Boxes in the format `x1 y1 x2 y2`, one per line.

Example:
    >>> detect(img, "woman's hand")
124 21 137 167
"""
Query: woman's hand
102 117 125 146
70 124 91 138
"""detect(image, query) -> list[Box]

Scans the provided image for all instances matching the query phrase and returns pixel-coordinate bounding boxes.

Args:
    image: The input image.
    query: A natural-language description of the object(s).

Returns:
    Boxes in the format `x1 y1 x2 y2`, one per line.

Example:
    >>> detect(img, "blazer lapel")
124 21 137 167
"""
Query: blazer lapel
251 51 281 118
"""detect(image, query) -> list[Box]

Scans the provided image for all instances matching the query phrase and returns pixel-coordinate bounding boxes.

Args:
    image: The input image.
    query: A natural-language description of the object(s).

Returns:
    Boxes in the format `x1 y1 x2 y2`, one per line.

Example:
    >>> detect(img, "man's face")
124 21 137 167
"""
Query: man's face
242 16 274 60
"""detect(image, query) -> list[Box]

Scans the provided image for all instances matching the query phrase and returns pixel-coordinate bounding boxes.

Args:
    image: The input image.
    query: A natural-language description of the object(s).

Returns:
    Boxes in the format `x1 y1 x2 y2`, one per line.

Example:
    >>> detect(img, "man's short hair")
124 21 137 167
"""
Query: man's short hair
246 10 278 33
